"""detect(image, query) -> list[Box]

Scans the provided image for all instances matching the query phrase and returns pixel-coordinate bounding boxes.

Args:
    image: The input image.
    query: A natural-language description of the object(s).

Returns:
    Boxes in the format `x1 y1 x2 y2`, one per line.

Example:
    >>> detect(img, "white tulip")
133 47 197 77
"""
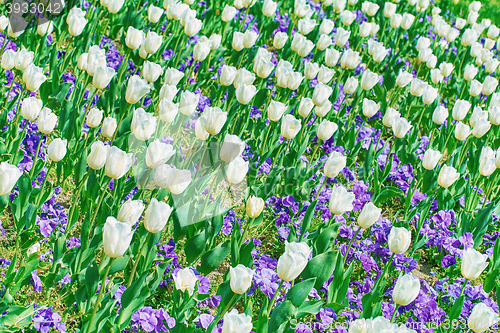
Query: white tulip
153 165 192 194
144 198 173 233
438 165 460 188
298 97 314 117
468 303 499 333
329 185 355 215
87 141 108 170
273 32 288 49
173 268 197 295
281 114 302 139
357 202 381 229
343 77 358 94
392 274 420 306
324 151 346 178
199 107 227 135
388 227 411 254
226 156 249 184
383 107 400 128
360 69 378 91
102 217 134 258
230 265 255 294
179 91 199 115
362 99 380 118
125 26 145 50
131 108 156 141
317 119 338 141
0 162 22 196
101 117 117 139
164 68 184 86
461 248 489 280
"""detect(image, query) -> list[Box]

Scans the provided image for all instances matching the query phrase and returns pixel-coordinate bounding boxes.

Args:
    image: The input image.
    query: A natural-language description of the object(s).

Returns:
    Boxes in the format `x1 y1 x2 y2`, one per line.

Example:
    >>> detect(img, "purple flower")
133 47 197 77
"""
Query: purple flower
31 270 43 292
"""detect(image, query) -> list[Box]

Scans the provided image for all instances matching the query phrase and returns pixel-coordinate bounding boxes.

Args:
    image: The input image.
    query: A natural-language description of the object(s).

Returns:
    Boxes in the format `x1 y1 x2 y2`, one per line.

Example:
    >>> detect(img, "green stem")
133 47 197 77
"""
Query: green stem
390 304 400 322
127 233 151 287
29 134 44 178
86 259 112 333
193 142 208 180
206 293 237 332
35 163 54 207
66 173 89 233
2 76 15 111
87 178 112 243
260 123 273 156
343 226 362 265
373 253 395 291
10 121 28 164
267 280 284 316
239 218 253 249
314 177 327 201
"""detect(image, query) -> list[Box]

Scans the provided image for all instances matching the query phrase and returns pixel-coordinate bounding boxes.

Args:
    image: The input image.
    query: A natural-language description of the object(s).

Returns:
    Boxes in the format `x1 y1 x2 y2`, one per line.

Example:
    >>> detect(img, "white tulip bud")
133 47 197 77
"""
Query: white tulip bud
362 98 380 118
329 185 355 215
103 217 134 258
87 141 108 170
392 274 420 306
230 264 255 294
317 119 338 141
388 227 411 254
281 114 302 139
131 108 156 141
432 105 448 125
357 202 381 229
468 303 499 333
101 117 117 139
246 196 264 218
438 165 460 188
0 162 22 196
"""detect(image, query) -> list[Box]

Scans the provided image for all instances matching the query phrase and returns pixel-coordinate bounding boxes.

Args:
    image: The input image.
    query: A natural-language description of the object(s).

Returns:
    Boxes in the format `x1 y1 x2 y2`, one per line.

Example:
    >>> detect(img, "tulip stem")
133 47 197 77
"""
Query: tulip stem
308 141 322 172
193 142 208 180
2 76 15 112
127 233 150 287
313 177 327 202
10 121 28 164
239 218 253 249
482 173 496 209
206 293 237 332
184 61 197 90
111 104 132 144
66 173 89 234
201 178 217 218
459 279 467 298
390 304 400 322
271 141 286 169
260 123 273 156
118 51 130 83
29 134 45 179
240 9 249 31
343 226 362 265
267 279 284 316
86 258 112 333
35 163 54 207
87 178 112 243
373 253 395 292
